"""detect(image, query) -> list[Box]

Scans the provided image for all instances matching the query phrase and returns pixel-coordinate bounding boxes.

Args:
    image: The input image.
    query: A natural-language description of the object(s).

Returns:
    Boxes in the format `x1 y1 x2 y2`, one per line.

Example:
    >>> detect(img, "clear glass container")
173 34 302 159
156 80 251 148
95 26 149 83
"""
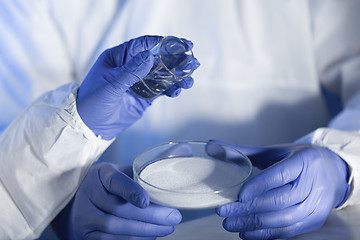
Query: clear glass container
130 36 196 99
133 141 252 209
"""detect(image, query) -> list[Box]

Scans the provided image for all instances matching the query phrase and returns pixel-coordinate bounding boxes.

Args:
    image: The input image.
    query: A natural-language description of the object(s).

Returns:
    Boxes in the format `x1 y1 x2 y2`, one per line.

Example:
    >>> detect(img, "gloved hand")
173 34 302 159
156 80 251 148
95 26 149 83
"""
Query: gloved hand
76 35 198 140
210 140 351 240
52 162 182 240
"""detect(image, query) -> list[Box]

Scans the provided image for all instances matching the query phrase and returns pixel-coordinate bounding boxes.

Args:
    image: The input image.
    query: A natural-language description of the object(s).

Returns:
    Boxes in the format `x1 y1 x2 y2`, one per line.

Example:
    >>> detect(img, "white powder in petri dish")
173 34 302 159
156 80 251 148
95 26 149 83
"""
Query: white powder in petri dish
137 156 250 209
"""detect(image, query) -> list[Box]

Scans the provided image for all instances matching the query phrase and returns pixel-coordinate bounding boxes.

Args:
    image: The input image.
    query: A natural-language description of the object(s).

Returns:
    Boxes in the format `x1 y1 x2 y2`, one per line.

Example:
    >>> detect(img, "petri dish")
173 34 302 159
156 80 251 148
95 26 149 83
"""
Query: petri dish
133 141 252 209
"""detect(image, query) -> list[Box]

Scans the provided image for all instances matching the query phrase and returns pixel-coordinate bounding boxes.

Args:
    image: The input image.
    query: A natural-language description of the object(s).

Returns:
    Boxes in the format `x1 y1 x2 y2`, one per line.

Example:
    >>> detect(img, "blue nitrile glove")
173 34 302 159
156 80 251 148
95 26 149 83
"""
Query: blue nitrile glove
209 140 351 240
76 35 198 140
52 162 182 240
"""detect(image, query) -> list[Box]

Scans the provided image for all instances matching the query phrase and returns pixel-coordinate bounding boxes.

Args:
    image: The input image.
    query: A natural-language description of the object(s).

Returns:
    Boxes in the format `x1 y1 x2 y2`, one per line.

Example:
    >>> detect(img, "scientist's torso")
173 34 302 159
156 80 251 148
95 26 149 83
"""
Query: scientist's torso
0 0 332 163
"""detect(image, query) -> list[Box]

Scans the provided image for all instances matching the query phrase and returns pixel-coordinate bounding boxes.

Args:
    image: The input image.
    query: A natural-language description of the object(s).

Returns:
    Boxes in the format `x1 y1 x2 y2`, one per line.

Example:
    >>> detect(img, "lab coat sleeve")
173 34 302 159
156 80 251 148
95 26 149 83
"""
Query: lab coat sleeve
0 82 113 239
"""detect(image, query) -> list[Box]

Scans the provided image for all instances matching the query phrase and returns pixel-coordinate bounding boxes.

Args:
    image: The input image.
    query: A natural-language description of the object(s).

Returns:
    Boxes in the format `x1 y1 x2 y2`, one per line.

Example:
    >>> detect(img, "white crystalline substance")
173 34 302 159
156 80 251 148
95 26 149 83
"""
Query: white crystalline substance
138 157 249 209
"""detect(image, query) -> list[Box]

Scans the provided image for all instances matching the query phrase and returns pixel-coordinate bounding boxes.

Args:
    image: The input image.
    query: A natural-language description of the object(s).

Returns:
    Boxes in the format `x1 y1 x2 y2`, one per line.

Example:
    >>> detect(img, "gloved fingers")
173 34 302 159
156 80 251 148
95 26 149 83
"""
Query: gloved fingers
174 57 200 77
238 227 293 240
206 140 294 166
163 84 182 98
85 232 156 240
210 142 305 172
116 165 134 179
237 156 303 202
175 77 194 89
121 203 182 226
238 213 325 240
159 52 199 98
161 37 193 56
179 38 194 50
205 141 250 162
153 142 193 159
106 35 163 66
93 193 182 226
93 214 176 237
222 190 329 239
216 183 308 217
179 56 200 70
128 35 163 55
162 76 194 97
108 50 155 90
99 163 150 208
222 202 314 232
207 140 264 158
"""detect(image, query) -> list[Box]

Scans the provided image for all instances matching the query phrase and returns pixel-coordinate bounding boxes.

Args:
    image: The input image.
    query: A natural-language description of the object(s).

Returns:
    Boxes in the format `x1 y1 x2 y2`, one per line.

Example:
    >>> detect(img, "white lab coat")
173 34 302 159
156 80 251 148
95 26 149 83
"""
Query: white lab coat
1 0 360 239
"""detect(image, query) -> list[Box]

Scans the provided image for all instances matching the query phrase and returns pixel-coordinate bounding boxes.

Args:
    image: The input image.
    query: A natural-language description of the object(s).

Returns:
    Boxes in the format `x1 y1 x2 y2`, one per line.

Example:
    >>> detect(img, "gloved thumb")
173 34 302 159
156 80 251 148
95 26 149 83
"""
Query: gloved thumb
100 164 150 208
207 140 263 158
111 50 155 90
207 140 281 169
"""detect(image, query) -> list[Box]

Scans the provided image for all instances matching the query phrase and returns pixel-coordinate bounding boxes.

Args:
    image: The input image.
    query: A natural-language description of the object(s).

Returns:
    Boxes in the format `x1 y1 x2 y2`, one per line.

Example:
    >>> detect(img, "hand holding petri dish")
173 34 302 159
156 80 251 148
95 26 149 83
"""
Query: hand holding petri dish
130 36 198 99
133 141 252 209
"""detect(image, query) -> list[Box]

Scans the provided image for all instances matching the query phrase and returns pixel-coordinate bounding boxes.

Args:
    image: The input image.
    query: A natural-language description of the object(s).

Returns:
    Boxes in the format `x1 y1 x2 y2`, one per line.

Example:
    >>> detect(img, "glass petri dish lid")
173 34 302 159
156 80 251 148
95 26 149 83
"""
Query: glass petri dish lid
133 141 252 209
